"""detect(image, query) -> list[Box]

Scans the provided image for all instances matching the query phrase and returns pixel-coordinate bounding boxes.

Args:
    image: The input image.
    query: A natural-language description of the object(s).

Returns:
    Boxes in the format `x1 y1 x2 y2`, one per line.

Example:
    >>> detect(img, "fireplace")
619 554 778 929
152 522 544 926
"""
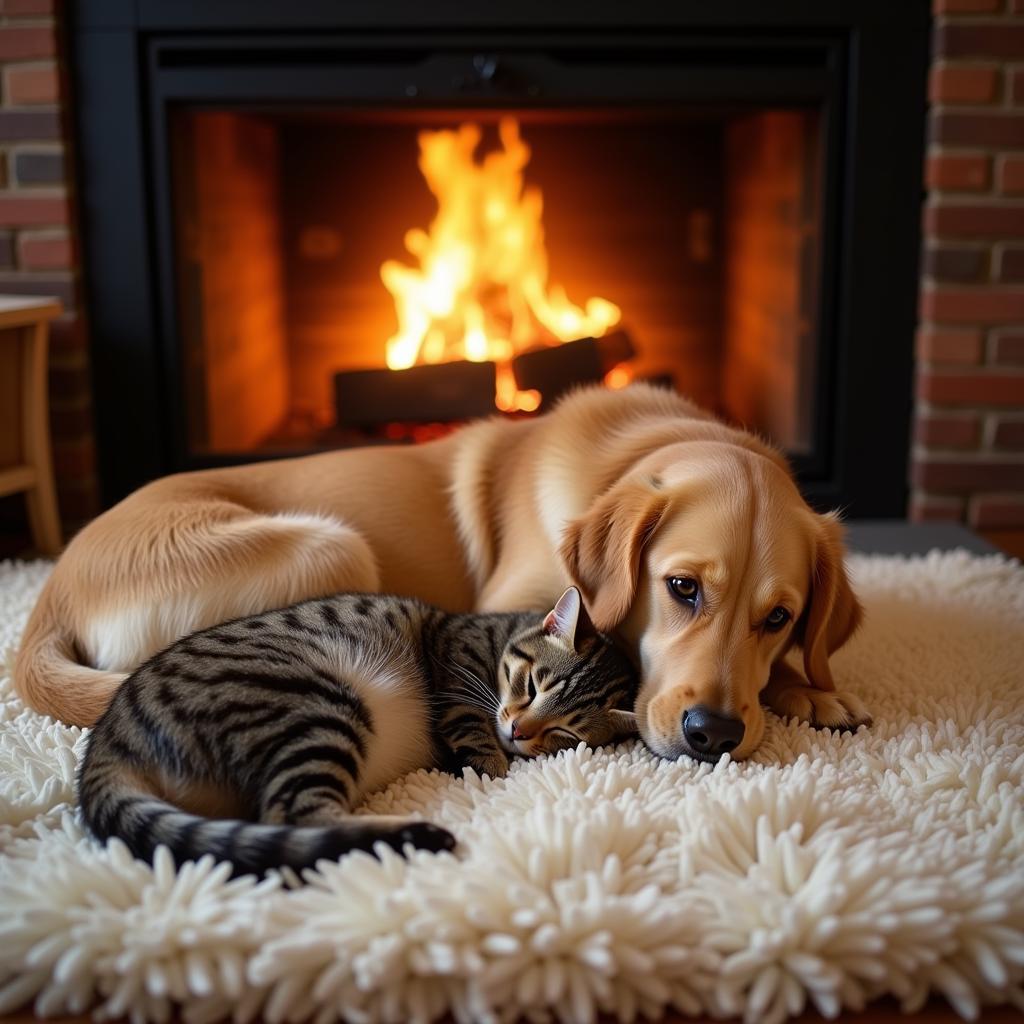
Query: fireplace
172 106 822 455
70 2 928 514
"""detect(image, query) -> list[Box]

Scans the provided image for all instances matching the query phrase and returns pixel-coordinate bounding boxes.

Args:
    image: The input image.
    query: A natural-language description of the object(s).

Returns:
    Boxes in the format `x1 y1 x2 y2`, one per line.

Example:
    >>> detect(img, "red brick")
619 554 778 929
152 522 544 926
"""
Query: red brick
5 65 58 105
909 493 965 523
0 193 66 226
1014 69 1024 104
18 232 70 270
0 0 54 12
0 110 61 141
998 245 1024 281
916 327 984 364
935 24 1024 61
920 286 1024 323
915 412 981 448
993 417 1024 450
929 65 1000 104
926 154 991 191
930 112 1024 148
0 271 72 307
15 150 63 184
934 0 1002 10
924 245 990 282
999 157 1024 194
0 27 55 61
924 204 1024 239
969 495 1024 528
913 458 1024 492
918 370 1024 405
993 332 1024 364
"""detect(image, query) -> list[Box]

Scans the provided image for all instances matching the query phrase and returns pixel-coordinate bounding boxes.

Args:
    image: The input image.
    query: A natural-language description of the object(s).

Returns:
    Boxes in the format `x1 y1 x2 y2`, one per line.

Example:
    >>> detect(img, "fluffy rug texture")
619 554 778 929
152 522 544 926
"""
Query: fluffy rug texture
1 553 1023 1024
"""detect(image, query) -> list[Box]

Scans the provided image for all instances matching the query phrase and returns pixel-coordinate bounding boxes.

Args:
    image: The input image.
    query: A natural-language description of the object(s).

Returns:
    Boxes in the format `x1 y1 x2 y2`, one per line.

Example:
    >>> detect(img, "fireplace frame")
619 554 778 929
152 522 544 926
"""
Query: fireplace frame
70 1 928 516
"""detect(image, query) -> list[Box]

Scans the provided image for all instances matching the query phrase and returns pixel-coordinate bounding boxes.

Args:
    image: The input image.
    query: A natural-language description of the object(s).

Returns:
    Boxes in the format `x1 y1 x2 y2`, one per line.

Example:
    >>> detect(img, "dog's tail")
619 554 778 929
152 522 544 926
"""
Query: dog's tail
13 594 126 727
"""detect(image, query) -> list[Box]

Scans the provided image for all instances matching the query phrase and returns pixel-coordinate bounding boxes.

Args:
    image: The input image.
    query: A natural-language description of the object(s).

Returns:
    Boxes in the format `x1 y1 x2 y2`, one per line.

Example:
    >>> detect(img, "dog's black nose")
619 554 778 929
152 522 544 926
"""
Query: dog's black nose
682 706 745 759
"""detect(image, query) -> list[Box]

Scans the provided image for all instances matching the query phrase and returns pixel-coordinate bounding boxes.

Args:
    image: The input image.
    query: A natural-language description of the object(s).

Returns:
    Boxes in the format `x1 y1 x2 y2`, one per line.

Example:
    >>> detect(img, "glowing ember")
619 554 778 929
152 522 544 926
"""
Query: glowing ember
381 118 622 412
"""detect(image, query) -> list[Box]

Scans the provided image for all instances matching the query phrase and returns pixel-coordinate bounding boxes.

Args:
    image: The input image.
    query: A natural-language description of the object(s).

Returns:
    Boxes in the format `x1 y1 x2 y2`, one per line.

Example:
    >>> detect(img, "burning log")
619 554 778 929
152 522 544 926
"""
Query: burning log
511 330 636 408
379 120 622 413
334 360 497 427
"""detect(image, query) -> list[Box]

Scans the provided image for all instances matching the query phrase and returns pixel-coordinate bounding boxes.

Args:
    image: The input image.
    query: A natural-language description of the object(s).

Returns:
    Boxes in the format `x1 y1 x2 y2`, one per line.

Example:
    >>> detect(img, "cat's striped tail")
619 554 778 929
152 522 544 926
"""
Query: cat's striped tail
77 767 456 878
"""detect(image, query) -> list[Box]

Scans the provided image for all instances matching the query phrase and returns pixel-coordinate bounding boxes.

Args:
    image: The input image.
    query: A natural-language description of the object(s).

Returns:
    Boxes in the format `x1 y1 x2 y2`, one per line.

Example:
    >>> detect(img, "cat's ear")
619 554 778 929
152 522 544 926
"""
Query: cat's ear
543 586 597 653
608 709 639 737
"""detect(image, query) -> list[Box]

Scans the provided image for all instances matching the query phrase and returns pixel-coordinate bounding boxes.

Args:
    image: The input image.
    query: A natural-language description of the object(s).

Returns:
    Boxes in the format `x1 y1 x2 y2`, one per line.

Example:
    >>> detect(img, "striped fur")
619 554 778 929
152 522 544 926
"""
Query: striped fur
78 588 638 877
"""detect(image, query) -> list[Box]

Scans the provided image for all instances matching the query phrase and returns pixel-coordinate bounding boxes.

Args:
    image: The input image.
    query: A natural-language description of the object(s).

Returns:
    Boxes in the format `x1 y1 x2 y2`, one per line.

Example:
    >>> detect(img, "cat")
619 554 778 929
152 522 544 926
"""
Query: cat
77 586 638 877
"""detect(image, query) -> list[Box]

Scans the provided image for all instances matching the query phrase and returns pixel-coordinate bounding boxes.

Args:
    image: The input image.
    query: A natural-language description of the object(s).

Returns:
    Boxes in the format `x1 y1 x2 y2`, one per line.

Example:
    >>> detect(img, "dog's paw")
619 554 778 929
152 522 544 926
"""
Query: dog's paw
765 684 871 731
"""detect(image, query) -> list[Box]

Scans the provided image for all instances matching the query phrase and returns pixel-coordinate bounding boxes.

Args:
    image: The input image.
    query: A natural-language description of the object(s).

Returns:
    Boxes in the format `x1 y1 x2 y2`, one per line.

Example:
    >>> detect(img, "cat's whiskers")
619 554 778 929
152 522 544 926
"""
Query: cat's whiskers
431 654 500 711
454 671 499 707
460 682 500 714
434 691 495 713
452 680 500 713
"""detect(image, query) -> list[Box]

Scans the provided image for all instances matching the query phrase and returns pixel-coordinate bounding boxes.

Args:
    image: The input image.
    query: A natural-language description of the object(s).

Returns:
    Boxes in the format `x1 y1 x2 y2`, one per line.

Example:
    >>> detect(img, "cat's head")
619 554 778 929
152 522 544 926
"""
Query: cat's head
496 587 639 757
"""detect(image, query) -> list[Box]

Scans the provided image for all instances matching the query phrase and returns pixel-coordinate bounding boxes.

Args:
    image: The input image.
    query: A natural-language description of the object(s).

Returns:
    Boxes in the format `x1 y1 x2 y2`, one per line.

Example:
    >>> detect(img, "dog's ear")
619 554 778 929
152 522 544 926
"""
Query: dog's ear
559 477 667 632
794 511 863 692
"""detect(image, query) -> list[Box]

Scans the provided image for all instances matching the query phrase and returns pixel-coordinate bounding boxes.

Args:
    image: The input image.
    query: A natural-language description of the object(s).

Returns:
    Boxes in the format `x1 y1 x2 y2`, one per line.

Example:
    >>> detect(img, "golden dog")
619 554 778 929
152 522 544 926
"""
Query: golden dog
14 384 867 759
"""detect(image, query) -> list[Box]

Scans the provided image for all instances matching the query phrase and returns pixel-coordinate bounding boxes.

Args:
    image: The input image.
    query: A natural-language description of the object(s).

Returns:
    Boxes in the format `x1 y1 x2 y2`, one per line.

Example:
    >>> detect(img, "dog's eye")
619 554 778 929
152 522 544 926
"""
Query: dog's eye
764 607 791 632
667 576 700 608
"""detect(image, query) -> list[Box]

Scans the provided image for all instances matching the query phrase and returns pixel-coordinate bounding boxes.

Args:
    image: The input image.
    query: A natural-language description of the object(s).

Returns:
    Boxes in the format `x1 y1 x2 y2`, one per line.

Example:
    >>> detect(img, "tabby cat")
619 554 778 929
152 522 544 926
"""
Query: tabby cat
78 586 638 877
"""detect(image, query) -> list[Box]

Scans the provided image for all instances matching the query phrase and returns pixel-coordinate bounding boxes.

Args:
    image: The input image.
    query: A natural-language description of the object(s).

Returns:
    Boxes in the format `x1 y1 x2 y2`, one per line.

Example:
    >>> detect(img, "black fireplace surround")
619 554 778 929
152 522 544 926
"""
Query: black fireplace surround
70 1 929 515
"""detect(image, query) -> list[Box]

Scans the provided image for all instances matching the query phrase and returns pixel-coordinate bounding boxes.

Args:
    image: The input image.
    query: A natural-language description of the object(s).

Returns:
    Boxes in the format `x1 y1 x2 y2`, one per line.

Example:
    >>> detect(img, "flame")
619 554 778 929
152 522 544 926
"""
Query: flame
604 366 633 390
381 118 621 411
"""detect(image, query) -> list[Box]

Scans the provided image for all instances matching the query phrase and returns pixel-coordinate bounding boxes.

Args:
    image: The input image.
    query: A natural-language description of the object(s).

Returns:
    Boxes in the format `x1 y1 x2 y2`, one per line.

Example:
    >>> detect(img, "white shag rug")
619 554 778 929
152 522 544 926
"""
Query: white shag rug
1 554 1023 1024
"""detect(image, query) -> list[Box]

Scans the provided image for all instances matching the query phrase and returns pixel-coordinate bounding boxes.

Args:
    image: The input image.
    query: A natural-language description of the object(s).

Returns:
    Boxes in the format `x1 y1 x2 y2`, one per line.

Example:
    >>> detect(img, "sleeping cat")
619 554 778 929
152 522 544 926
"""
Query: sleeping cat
78 587 638 877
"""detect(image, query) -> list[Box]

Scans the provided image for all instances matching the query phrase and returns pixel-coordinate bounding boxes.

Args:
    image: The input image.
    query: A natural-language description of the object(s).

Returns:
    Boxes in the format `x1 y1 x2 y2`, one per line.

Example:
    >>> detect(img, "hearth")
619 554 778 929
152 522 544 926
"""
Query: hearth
70 2 928 514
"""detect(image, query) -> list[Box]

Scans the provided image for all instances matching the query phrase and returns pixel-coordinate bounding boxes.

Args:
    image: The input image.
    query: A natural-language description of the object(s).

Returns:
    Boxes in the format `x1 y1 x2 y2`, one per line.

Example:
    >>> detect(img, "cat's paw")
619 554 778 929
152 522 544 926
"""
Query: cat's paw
466 752 510 779
385 821 457 855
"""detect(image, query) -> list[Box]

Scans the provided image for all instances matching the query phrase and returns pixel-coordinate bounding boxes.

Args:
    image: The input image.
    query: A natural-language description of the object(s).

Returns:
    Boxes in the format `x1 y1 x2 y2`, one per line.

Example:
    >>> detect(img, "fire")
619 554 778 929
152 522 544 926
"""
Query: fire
381 118 621 411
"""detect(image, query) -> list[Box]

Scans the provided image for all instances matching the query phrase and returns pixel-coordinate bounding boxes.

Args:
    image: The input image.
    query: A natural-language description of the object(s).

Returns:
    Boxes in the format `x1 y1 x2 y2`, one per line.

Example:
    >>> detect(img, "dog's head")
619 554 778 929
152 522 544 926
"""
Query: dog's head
559 442 862 762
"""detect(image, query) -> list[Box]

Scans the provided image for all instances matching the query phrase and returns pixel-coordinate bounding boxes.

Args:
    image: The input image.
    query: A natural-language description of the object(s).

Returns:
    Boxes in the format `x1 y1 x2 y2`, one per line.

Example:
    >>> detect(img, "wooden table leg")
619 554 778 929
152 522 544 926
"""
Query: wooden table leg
22 319 62 555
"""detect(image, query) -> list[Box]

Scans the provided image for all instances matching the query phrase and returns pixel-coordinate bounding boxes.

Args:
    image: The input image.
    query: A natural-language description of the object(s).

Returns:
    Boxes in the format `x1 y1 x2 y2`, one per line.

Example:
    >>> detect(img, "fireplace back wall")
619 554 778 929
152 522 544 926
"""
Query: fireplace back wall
70 1 928 516
171 108 820 457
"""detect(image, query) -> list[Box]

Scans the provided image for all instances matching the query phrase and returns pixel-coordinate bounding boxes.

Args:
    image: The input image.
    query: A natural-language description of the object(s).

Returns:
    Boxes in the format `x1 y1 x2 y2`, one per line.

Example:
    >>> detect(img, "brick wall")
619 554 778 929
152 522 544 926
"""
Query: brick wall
914 0 1024 529
1 1 1020 544
0 0 97 545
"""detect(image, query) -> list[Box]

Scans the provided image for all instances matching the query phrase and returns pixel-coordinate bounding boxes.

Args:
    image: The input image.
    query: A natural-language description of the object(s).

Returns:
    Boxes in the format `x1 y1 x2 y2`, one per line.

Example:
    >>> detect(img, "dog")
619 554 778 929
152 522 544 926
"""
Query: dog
14 383 868 759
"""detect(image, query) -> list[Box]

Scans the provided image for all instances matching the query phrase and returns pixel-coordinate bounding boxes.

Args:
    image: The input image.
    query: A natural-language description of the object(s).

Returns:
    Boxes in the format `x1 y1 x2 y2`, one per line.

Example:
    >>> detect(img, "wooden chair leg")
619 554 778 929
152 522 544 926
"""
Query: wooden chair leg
21 320 62 555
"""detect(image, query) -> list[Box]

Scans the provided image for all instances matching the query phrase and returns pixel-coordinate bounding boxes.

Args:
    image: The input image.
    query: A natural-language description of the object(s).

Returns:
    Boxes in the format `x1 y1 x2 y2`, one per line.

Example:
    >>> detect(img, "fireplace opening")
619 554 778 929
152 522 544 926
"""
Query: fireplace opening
171 106 822 458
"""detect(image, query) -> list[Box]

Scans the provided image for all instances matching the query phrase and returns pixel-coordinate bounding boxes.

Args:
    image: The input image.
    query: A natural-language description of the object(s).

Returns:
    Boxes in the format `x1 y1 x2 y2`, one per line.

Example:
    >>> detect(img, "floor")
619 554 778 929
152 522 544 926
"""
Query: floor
3 521 1021 1023
845 520 996 556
